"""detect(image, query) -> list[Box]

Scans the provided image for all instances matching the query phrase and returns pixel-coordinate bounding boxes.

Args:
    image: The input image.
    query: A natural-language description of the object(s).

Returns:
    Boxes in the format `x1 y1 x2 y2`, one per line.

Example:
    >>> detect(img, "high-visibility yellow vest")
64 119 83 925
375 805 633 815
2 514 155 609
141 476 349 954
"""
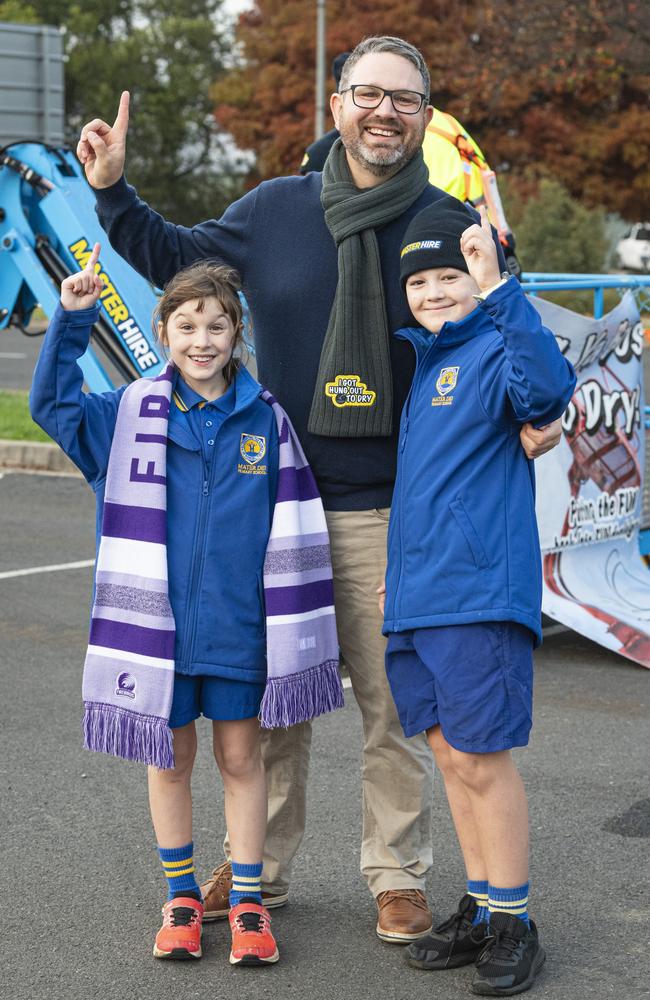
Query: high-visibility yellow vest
422 109 488 203
422 110 510 244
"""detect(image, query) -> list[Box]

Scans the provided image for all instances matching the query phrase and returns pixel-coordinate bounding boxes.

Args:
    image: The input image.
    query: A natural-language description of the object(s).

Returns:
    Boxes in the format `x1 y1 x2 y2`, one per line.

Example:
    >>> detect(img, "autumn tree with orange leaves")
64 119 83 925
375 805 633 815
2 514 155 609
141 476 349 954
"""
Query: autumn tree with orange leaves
213 0 650 219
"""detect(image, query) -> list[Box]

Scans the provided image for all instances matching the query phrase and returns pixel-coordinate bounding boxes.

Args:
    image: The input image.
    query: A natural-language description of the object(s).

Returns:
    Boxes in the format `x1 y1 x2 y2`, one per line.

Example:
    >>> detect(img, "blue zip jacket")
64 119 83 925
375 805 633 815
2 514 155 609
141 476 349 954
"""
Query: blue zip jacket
383 279 577 645
30 303 279 682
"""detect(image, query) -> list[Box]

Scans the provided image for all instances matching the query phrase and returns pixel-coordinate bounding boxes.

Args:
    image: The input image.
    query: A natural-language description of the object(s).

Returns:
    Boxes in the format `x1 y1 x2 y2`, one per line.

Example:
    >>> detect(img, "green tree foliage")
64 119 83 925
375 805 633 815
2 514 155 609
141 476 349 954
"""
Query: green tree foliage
1 0 246 224
215 0 650 220
0 2 40 23
506 179 607 274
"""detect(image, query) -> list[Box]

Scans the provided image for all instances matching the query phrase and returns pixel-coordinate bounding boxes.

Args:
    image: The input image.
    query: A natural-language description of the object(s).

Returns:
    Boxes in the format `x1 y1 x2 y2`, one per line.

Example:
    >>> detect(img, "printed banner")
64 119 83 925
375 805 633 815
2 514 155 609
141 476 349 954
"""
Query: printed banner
531 291 650 668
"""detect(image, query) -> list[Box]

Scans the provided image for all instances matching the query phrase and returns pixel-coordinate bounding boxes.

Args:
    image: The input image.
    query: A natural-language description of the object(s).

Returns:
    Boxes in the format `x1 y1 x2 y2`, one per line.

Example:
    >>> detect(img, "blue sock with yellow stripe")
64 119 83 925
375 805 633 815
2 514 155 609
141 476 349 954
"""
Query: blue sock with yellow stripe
229 860 263 907
488 882 530 927
158 842 201 901
467 879 489 924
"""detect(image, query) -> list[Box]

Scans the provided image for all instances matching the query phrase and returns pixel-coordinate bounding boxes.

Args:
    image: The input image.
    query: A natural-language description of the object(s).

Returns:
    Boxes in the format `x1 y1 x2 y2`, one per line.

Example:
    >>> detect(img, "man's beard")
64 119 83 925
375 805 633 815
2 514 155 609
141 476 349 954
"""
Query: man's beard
339 113 425 178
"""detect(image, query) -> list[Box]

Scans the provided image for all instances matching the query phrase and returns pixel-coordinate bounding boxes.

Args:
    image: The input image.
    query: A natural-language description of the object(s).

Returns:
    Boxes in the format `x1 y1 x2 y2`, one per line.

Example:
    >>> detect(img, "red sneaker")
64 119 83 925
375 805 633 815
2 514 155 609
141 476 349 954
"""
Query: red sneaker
228 901 279 966
153 897 203 960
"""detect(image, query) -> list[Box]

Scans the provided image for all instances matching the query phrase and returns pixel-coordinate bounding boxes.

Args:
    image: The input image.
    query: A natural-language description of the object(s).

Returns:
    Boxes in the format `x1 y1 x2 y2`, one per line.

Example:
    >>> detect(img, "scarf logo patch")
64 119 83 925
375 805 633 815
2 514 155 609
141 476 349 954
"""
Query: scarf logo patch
115 671 136 699
239 433 268 475
325 374 376 408
432 366 459 407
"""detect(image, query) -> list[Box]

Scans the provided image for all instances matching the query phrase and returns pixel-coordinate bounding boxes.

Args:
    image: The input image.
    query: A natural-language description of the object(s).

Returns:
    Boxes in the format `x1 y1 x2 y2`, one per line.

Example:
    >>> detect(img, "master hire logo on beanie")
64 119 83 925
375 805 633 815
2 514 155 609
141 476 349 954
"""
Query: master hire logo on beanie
400 239 443 257
399 198 475 286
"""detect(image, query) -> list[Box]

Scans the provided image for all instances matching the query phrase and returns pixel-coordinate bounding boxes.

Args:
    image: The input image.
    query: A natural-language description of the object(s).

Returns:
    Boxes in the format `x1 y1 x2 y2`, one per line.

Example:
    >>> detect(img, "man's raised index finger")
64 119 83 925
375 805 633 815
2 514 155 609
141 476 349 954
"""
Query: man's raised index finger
113 91 130 135
478 204 491 231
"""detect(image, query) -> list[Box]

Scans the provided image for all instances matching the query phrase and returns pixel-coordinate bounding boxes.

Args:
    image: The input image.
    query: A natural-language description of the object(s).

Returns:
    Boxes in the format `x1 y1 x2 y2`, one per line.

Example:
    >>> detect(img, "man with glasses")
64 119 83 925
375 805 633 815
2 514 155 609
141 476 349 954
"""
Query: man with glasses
78 35 560 943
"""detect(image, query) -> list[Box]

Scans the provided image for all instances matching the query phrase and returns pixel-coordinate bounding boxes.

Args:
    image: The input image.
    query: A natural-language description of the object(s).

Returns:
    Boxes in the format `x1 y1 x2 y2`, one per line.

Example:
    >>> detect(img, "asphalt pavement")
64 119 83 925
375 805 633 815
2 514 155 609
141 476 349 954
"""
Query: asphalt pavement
1 470 649 1000
0 322 45 391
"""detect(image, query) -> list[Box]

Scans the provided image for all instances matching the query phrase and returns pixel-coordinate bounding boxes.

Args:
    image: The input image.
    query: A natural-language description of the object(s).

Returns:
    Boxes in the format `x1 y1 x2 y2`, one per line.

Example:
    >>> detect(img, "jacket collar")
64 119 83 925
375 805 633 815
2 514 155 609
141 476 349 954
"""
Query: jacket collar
167 364 263 451
395 304 494 356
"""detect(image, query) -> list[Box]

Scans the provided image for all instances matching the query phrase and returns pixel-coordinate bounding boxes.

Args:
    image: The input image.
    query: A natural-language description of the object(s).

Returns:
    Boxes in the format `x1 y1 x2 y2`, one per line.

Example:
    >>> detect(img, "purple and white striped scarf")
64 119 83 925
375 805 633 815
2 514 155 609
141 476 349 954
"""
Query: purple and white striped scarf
82 365 342 769
259 389 342 727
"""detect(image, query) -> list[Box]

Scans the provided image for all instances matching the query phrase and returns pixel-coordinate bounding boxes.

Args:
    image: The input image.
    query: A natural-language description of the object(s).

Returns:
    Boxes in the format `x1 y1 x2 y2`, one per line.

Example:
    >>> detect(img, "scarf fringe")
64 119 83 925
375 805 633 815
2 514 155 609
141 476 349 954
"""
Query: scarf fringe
83 701 175 770
259 660 344 728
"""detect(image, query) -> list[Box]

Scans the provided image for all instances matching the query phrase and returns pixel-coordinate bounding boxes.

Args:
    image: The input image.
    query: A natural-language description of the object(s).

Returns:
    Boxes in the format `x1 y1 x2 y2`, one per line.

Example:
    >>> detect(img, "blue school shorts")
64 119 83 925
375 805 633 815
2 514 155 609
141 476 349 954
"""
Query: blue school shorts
168 673 265 729
385 621 534 752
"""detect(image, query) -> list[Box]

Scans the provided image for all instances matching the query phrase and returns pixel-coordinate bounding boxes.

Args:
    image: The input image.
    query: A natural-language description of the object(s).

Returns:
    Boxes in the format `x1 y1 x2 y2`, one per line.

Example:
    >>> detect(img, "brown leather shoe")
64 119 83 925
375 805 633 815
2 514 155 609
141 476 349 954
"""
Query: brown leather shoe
200 860 289 921
376 889 433 943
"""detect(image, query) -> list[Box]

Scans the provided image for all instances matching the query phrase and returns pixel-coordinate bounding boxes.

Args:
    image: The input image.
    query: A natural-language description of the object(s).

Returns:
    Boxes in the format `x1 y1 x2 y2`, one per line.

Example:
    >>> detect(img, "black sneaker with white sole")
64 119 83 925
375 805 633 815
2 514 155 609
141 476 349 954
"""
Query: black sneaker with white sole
471 912 545 995
405 894 490 970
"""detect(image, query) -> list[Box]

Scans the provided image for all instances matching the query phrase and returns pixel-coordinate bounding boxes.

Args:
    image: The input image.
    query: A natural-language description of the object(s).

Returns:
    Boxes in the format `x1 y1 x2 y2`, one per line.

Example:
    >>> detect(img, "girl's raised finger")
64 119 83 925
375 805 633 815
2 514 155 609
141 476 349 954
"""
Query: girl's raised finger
85 242 101 272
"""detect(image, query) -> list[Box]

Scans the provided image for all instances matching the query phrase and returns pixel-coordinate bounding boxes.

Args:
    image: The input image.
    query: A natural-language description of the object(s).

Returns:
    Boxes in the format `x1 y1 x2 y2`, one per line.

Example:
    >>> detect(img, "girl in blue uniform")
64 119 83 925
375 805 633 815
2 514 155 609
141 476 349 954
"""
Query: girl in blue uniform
381 203 576 996
30 247 340 968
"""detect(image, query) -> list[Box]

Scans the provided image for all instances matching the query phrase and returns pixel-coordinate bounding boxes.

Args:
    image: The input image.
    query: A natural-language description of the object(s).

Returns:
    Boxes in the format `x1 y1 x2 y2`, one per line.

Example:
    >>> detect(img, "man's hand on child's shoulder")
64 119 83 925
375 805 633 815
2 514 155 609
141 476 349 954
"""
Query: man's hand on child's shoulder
60 242 104 311
460 205 502 294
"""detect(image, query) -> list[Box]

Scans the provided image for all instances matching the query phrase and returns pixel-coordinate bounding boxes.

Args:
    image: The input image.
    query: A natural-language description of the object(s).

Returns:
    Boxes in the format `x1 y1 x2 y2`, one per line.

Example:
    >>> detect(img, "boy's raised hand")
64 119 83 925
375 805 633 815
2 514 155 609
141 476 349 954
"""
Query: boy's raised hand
60 243 104 311
460 205 502 294
77 91 130 189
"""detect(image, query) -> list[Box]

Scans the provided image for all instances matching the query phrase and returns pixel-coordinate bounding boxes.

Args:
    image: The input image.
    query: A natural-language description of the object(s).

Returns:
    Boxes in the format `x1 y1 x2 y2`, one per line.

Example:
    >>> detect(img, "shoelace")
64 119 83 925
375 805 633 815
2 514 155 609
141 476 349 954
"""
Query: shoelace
208 862 231 887
234 910 268 934
379 889 429 911
166 906 199 928
479 927 521 964
435 907 472 935
434 908 473 970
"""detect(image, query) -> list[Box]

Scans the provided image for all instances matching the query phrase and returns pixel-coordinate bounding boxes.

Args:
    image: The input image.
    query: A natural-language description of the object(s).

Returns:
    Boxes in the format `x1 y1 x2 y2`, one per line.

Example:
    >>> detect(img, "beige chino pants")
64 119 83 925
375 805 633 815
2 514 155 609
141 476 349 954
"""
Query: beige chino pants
226 508 434 896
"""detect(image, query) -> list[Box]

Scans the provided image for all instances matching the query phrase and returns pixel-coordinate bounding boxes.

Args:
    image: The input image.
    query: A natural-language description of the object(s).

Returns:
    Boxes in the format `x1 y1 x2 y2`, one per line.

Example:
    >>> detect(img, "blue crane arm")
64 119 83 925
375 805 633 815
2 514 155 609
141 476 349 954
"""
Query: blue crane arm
0 142 165 391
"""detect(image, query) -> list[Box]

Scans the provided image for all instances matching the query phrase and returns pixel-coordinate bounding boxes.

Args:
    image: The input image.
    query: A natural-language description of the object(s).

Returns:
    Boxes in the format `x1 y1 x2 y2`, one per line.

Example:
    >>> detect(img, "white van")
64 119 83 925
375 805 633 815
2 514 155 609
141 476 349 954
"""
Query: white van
616 223 650 272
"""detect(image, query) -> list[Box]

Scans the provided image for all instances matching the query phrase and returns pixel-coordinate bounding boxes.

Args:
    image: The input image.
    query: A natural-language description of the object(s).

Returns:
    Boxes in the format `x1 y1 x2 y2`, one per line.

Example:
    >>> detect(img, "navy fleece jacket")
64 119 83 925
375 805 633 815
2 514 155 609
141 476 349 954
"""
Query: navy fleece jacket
95 174 505 509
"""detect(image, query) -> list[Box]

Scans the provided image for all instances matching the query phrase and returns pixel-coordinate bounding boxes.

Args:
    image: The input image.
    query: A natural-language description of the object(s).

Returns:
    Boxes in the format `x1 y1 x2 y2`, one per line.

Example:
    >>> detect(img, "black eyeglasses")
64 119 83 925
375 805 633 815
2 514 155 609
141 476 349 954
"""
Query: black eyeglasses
339 84 428 115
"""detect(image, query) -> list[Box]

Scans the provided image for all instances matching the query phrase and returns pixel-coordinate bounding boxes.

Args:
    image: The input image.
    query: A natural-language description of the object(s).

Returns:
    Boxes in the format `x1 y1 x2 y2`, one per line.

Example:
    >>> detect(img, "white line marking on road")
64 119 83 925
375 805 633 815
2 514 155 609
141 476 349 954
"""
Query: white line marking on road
0 558 94 580
0 352 27 359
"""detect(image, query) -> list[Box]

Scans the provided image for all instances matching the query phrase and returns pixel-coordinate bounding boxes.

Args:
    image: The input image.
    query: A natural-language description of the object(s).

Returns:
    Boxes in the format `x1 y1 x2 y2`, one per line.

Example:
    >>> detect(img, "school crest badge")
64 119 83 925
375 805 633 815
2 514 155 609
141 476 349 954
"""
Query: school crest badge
432 366 460 407
240 433 266 465
436 367 459 396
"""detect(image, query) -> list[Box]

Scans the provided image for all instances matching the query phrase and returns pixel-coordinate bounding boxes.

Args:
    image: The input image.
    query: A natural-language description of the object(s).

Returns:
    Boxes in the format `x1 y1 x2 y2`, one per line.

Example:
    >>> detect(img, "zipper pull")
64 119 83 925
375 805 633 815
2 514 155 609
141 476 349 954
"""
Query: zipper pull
202 479 209 497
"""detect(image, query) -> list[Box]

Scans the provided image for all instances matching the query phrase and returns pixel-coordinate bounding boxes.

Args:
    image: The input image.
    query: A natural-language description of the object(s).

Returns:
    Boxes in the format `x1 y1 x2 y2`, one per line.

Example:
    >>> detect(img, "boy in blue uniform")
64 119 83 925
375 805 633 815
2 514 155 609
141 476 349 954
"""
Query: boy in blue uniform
381 201 576 994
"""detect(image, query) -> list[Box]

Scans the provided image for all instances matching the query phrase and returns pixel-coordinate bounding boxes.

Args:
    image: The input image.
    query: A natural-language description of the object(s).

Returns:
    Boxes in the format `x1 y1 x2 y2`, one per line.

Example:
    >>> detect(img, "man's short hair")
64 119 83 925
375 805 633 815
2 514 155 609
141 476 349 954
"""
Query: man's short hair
338 36 430 102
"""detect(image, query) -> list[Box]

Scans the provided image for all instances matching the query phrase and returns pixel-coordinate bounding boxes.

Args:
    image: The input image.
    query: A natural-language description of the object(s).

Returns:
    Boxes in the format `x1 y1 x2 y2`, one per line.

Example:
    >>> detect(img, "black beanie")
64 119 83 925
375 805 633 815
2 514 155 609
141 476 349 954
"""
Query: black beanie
332 52 351 88
400 198 476 288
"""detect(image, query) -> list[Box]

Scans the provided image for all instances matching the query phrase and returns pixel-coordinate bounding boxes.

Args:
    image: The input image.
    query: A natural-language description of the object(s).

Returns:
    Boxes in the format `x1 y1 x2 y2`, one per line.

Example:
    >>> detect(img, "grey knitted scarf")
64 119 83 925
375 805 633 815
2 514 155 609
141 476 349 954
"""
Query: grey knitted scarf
308 138 430 438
